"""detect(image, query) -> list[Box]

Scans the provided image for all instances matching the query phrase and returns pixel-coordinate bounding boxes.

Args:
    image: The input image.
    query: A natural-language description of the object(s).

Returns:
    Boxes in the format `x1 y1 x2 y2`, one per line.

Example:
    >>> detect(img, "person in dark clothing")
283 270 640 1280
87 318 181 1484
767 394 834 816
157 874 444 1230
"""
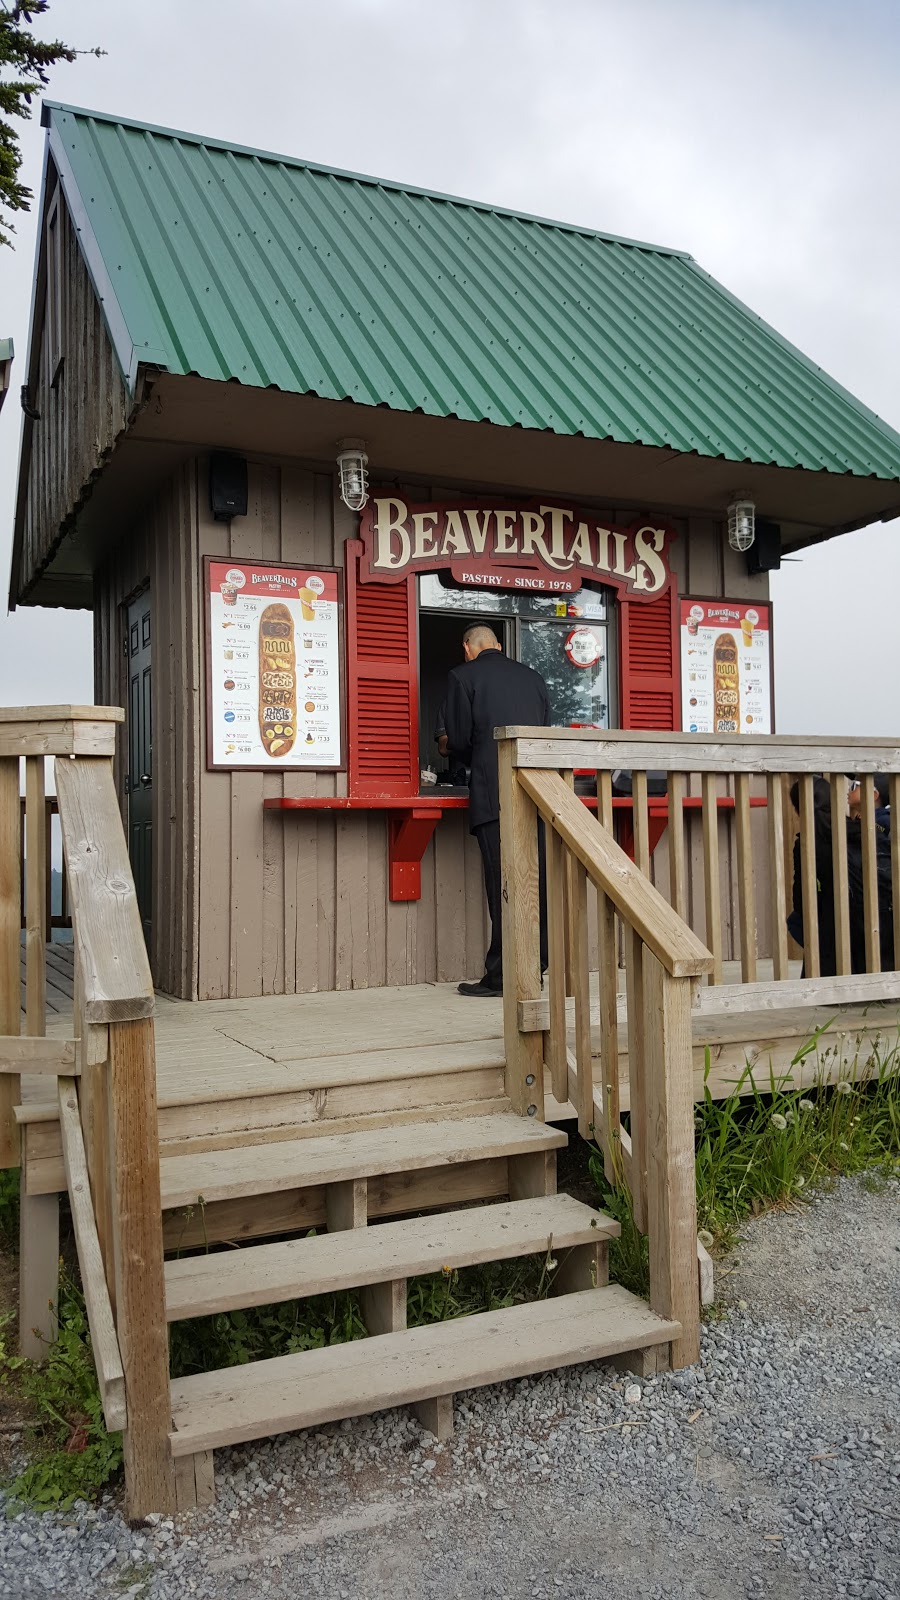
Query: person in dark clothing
787 778 837 975
788 776 895 974
444 624 551 996
848 773 891 834
434 700 467 786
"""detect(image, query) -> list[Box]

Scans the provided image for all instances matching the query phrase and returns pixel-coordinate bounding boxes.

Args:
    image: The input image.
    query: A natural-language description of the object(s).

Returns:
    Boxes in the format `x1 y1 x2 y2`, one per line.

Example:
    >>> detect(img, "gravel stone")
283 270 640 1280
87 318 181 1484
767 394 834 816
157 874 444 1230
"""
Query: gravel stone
1 1173 898 1599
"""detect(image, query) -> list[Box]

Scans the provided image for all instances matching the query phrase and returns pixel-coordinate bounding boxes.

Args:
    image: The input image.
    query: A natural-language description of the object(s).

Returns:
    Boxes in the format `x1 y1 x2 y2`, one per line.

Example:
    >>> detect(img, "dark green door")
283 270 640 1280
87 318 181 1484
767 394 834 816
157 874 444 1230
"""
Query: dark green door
126 591 152 944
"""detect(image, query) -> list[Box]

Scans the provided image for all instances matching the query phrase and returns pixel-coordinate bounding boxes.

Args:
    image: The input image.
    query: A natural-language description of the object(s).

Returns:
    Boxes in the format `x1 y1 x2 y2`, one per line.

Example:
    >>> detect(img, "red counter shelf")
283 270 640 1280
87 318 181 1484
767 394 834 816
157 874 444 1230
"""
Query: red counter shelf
264 791 767 903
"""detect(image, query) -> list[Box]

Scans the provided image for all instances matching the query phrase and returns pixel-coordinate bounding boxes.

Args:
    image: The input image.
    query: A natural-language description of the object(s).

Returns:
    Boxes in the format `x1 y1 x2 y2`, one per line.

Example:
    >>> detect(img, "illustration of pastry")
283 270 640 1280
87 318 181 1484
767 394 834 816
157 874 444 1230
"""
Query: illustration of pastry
258 602 297 758
713 633 740 733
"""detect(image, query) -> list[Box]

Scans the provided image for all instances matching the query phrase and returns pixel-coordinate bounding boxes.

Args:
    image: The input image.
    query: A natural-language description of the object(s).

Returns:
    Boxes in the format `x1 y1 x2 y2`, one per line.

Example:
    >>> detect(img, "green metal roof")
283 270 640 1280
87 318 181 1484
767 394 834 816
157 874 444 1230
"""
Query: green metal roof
43 102 900 481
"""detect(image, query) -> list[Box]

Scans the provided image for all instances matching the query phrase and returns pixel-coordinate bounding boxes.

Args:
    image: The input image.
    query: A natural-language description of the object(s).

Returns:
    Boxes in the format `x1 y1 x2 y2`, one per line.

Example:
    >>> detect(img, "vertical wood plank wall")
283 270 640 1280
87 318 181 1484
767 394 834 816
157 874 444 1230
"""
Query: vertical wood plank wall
95 460 770 1000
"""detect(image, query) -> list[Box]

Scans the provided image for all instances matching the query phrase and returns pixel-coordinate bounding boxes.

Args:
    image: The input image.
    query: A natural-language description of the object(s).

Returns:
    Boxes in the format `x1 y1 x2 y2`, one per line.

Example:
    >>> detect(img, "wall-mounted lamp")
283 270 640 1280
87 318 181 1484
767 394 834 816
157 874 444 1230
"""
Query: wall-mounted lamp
727 494 755 553
336 439 369 512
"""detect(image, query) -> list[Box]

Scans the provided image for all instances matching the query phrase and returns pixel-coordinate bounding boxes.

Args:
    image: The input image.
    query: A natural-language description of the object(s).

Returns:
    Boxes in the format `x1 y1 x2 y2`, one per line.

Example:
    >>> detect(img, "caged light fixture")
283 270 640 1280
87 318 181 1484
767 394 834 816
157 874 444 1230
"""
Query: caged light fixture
336 439 369 512
726 494 756 553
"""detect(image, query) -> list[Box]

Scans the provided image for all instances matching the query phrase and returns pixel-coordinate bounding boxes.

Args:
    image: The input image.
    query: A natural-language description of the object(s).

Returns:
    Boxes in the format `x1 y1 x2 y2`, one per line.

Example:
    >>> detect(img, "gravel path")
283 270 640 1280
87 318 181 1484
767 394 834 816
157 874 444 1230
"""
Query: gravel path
2 1174 898 1600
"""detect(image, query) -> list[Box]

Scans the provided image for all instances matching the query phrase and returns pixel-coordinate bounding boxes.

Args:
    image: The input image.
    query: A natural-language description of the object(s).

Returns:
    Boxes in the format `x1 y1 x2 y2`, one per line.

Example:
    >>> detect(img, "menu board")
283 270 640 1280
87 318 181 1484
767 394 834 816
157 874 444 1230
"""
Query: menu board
680 599 773 736
206 559 342 769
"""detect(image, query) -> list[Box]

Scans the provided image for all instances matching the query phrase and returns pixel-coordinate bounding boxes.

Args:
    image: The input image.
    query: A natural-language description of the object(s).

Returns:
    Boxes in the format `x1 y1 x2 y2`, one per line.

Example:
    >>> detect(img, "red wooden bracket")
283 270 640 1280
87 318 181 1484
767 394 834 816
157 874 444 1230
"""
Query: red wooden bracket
388 810 441 901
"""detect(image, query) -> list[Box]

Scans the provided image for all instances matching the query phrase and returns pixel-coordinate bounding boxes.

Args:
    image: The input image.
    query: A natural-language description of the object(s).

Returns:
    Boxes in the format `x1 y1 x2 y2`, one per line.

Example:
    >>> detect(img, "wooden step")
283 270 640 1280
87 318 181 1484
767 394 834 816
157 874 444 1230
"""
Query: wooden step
159 1113 566 1210
164 1194 619 1321
169 1284 678 1455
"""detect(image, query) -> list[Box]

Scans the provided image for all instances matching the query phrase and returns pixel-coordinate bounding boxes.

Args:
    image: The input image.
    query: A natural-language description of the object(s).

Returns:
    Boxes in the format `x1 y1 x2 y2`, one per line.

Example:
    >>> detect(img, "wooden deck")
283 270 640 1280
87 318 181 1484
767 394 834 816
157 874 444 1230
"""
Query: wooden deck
20 938 74 1017
20 946 900 1179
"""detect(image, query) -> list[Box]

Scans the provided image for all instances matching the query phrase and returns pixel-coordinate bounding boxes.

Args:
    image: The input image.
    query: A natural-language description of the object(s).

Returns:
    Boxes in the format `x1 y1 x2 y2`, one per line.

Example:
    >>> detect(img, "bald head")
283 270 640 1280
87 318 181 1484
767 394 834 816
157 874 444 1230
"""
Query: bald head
463 624 501 661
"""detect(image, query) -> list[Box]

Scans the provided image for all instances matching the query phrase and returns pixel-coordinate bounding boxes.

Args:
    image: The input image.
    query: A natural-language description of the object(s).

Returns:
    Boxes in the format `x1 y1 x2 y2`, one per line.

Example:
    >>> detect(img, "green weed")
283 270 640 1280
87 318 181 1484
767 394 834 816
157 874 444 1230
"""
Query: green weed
693 1032 900 1247
586 1159 650 1299
169 1288 368 1377
2 1272 123 1510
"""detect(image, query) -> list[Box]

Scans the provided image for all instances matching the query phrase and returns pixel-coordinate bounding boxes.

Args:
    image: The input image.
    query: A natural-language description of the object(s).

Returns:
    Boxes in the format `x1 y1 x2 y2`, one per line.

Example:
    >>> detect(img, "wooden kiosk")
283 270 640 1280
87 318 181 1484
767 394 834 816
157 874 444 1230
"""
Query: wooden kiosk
3 104 900 1514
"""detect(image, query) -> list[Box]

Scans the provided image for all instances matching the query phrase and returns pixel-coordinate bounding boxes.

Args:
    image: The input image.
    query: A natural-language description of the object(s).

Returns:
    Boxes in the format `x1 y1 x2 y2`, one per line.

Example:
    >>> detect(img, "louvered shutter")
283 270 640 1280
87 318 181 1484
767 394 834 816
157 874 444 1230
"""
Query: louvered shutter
345 540 419 797
619 587 680 730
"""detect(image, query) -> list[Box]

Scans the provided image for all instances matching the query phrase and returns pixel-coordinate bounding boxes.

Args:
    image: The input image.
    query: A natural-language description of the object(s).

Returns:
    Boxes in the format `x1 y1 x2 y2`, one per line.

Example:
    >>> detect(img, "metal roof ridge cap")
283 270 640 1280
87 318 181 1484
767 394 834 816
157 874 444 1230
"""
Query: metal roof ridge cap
683 256 900 464
40 100 692 259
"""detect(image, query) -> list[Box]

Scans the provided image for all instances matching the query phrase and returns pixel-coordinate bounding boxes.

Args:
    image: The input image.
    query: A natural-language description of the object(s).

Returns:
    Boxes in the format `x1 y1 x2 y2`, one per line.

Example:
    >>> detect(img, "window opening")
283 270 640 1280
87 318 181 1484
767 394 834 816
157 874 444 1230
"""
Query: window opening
418 576 613 787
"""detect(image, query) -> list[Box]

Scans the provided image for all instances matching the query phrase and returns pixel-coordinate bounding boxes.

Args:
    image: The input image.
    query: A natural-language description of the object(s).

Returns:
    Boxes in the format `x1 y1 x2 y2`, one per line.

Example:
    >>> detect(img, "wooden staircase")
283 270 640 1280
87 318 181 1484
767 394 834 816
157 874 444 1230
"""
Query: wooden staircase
159 1121 677 1501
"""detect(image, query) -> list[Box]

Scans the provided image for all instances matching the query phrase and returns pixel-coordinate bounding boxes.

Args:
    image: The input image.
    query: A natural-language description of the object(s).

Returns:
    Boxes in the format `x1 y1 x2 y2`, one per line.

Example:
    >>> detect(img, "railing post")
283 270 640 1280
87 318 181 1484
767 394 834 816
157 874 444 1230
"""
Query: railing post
0 756 20 1167
642 948 700 1369
108 1016 176 1517
20 758 60 1358
498 738 544 1119
55 750 175 1515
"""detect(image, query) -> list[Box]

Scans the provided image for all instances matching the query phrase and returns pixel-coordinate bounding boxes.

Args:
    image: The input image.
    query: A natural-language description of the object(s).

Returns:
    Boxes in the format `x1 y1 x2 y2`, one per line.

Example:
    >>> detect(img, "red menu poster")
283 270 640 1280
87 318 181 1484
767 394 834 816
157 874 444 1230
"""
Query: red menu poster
680 599 773 735
206 560 342 769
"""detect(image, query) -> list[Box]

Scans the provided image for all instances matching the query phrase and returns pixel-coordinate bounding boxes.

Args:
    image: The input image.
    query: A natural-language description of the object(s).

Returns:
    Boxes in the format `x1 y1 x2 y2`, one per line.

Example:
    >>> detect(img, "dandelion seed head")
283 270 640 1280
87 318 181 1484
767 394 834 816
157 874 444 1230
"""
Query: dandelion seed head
770 1113 788 1130
799 1100 815 1112
836 1081 852 1095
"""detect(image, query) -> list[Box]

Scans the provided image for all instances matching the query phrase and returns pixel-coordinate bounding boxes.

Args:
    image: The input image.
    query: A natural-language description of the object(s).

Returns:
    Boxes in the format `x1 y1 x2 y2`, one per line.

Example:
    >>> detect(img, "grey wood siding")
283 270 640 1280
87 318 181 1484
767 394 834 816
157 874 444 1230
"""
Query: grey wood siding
94 457 771 1000
17 184 130 600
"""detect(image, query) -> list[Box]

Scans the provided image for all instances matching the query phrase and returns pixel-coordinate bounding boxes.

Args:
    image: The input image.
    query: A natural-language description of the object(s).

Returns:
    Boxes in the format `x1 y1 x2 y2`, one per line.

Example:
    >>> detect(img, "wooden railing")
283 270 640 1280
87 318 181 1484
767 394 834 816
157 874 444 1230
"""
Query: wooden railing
19 796 72 931
497 736 713 1370
503 730 900 993
0 706 176 1517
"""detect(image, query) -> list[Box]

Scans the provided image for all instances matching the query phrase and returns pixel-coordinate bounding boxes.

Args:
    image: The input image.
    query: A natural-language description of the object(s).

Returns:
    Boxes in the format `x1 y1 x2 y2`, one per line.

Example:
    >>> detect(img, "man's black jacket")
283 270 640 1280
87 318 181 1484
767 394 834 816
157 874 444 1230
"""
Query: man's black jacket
444 650 550 831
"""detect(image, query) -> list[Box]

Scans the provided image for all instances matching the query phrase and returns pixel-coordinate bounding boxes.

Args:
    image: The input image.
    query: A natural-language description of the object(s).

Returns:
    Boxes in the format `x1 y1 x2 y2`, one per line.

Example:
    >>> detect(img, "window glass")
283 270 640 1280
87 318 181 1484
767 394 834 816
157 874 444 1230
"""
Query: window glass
519 620 610 728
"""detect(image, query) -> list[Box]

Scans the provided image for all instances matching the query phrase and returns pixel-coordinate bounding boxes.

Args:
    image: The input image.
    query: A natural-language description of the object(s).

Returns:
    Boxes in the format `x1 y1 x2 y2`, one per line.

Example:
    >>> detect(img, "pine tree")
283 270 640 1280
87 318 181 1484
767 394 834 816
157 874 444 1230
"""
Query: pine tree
0 2 103 246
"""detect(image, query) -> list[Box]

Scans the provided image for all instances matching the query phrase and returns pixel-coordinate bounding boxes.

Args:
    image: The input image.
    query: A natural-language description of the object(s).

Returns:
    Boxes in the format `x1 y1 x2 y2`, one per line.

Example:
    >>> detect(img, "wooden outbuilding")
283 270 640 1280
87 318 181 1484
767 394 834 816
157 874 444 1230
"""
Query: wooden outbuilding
3 104 900 1516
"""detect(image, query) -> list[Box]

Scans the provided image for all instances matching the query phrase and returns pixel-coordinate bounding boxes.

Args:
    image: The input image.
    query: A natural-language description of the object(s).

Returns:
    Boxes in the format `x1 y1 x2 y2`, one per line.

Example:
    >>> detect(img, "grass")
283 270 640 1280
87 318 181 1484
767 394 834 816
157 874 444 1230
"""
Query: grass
692 1029 900 1248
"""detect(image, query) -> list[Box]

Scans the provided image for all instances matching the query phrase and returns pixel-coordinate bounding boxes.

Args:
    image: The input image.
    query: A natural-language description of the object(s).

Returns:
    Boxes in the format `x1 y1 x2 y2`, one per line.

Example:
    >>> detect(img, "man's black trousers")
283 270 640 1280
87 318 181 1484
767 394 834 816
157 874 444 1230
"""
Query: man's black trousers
473 819 548 990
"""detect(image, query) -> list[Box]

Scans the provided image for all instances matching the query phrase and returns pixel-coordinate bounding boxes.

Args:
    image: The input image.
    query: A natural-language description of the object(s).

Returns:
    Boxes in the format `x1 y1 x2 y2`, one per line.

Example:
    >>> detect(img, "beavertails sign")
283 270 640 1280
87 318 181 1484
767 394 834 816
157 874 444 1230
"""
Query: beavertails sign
358 495 675 599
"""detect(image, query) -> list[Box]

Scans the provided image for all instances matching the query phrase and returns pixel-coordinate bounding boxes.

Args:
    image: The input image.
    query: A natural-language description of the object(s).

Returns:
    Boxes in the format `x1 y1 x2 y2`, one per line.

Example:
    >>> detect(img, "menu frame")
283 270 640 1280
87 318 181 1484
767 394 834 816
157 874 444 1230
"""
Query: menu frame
679 595 776 736
203 556 346 773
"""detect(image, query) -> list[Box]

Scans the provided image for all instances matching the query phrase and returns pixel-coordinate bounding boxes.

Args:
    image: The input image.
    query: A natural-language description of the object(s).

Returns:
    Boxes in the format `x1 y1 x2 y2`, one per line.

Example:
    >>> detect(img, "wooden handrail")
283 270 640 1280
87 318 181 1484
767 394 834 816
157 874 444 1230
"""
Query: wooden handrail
499 727 900 989
518 769 713 980
497 726 900 775
0 705 122 759
55 758 154 1023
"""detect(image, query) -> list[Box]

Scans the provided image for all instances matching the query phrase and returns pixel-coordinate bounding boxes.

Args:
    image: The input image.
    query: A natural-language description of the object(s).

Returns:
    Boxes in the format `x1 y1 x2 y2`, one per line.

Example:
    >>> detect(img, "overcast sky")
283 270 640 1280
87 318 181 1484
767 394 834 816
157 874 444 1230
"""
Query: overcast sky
1 0 899 735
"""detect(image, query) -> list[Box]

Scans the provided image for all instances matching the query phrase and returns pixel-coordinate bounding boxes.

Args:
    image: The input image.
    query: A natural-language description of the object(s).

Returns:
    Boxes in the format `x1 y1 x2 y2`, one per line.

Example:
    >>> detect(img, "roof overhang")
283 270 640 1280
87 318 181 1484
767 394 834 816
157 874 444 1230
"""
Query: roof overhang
16 370 900 609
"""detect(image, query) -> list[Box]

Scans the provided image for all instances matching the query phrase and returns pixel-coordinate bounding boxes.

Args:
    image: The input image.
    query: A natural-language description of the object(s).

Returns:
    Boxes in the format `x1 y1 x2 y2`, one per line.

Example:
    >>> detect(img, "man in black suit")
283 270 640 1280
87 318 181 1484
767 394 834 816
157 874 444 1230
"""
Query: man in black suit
444 624 551 996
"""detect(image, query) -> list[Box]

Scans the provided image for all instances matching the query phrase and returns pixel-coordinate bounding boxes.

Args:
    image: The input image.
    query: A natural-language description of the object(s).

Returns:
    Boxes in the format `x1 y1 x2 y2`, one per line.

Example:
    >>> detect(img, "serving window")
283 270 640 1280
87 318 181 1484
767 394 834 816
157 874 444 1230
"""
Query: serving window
417 574 615 780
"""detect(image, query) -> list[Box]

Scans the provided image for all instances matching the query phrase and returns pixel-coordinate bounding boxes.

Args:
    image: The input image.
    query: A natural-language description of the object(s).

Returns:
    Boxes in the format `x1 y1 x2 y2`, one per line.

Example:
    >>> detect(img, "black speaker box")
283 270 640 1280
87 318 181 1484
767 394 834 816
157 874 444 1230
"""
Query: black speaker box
209 453 248 521
746 518 781 575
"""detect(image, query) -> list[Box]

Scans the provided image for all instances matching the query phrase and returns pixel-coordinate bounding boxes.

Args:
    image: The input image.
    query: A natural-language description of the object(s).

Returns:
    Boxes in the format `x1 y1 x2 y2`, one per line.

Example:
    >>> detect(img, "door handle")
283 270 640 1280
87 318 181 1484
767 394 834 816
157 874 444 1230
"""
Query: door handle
140 773 152 787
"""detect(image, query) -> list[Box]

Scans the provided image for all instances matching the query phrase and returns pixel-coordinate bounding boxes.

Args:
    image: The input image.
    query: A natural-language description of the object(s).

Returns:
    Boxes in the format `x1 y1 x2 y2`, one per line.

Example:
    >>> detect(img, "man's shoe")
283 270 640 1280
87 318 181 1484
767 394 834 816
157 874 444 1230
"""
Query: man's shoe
457 980 502 998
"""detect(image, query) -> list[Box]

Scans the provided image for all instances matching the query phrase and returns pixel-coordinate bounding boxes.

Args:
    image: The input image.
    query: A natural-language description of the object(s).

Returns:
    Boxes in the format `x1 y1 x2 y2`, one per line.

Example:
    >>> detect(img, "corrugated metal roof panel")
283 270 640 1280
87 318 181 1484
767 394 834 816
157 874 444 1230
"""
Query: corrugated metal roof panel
43 102 900 482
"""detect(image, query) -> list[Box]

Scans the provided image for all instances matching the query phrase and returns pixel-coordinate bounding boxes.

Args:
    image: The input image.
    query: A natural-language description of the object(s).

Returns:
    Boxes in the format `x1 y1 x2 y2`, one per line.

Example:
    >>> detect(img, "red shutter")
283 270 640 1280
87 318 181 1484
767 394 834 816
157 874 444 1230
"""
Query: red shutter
619 587 680 730
345 540 419 797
